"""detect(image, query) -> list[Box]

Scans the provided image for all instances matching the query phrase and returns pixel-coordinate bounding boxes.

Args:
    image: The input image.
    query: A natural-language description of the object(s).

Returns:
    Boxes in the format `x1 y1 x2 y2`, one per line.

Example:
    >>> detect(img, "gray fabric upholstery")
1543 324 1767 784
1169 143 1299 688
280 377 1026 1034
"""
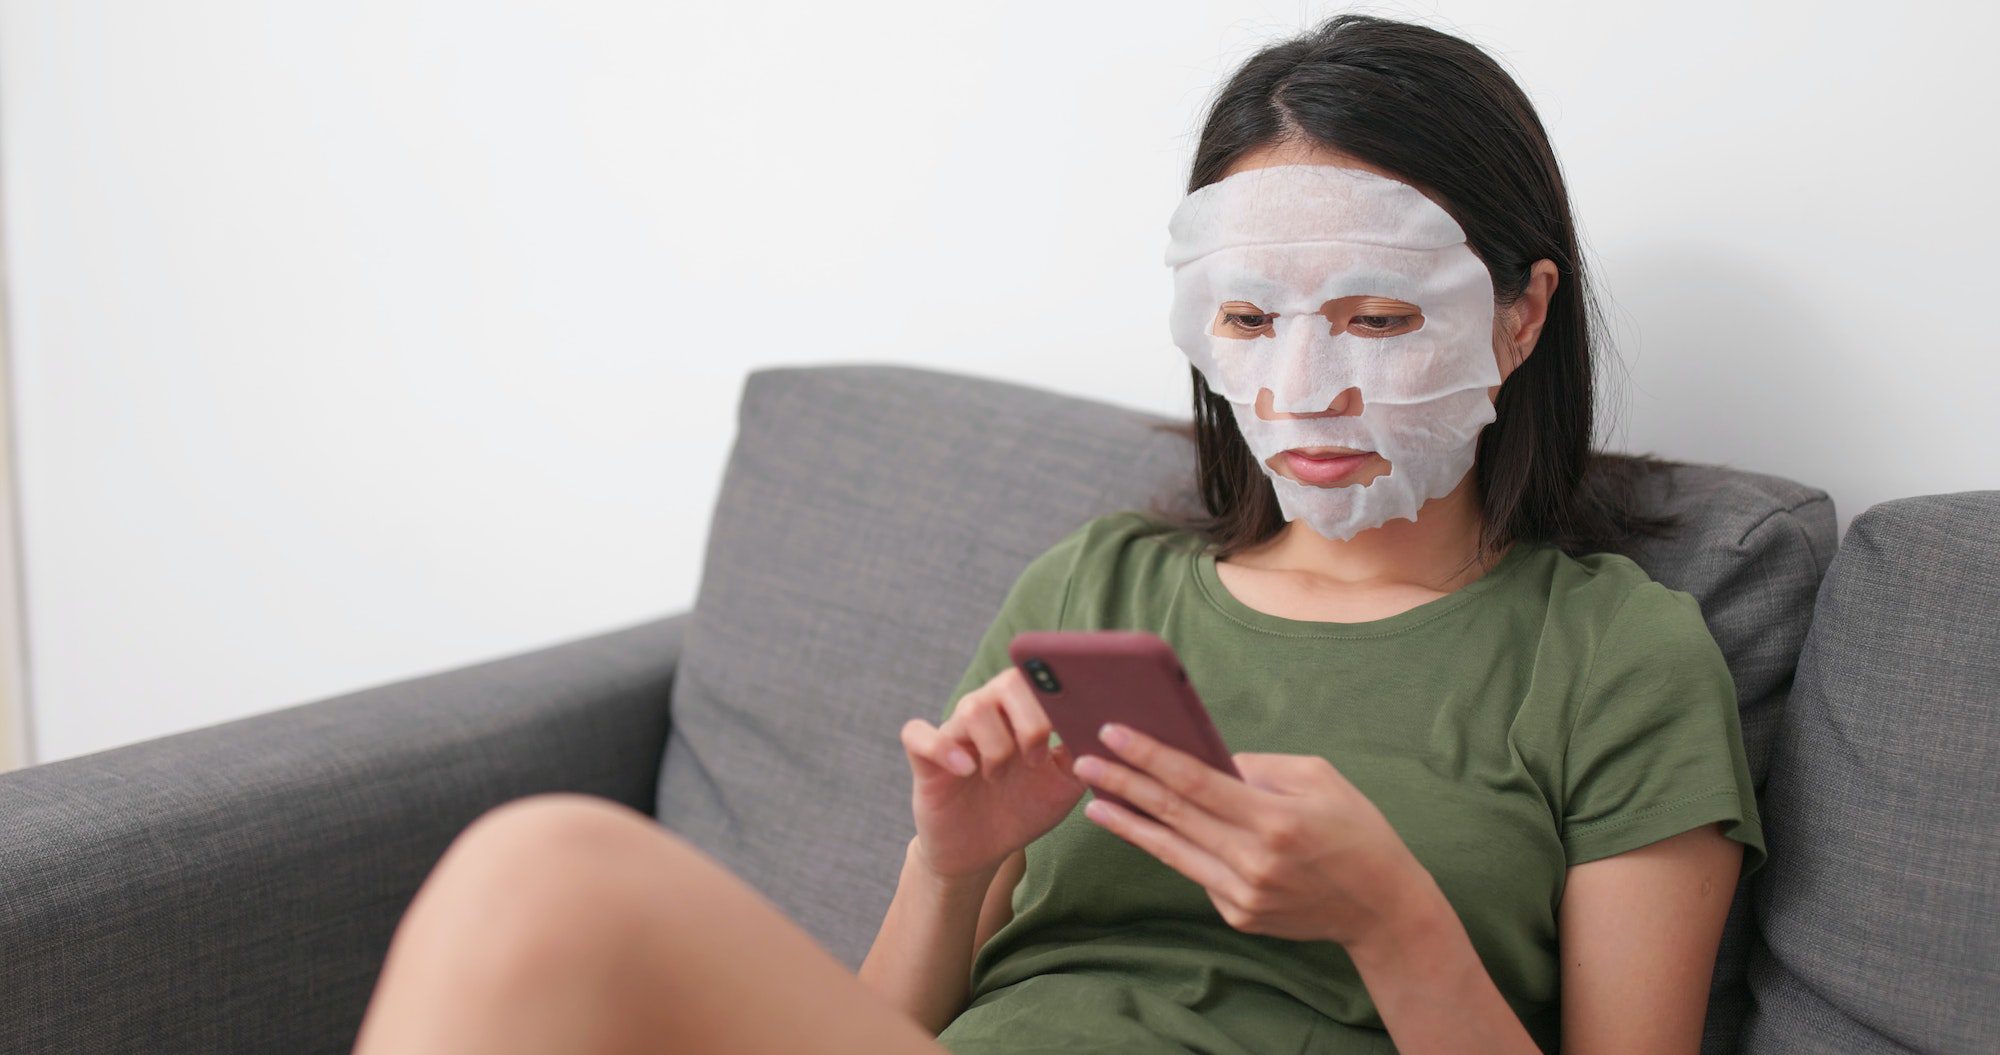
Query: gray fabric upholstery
1744 492 2000 1054
654 362 1836 1053
0 612 687 1055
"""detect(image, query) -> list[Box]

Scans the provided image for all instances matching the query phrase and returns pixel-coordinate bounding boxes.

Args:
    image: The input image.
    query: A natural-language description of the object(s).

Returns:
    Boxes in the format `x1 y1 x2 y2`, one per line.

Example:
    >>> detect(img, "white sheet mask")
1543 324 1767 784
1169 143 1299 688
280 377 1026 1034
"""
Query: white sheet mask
1163 163 1502 540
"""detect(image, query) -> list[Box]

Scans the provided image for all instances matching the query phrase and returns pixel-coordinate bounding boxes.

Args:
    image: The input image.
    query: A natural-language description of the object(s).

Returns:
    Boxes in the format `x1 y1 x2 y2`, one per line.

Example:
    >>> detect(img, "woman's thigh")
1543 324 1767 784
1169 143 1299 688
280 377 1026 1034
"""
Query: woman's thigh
362 792 951 1055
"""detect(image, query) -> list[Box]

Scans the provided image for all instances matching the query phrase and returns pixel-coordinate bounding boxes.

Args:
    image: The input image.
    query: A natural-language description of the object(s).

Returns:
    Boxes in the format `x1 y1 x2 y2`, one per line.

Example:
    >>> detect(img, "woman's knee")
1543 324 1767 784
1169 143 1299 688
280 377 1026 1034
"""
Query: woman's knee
431 793 677 901
457 792 659 859
401 794 686 975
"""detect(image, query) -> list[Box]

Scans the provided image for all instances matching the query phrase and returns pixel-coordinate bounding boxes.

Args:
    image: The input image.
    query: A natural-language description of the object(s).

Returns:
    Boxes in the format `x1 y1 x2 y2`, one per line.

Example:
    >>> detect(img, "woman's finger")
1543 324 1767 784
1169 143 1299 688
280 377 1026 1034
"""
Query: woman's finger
992 669 1053 763
1077 754 1262 869
1085 798 1259 909
902 718 976 777
951 692 1019 778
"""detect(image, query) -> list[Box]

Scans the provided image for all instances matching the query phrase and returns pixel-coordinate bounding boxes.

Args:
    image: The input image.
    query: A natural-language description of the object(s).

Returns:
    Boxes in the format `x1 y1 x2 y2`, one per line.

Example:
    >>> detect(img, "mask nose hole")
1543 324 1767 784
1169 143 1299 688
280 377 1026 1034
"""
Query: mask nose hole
1256 386 1365 419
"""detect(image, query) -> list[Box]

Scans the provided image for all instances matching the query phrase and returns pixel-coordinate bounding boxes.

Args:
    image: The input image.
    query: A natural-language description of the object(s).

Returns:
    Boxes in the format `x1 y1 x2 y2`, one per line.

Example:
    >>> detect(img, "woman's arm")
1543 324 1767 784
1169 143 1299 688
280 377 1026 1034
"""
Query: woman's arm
1557 822 1743 1053
1348 822 1740 1054
1344 870 1543 1055
855 835 1003 1036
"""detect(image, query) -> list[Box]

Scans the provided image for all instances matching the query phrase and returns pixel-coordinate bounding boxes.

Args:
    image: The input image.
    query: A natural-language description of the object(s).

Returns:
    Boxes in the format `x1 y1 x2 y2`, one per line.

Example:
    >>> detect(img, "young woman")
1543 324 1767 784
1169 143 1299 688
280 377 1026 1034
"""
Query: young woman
351 14 1762 1055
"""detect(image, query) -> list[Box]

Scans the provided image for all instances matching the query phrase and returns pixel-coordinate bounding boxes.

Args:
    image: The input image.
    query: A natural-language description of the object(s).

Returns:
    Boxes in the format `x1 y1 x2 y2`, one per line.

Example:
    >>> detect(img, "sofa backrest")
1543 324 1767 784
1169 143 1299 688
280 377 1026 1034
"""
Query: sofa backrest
1743 491 2000 1053
656 364 1835 1052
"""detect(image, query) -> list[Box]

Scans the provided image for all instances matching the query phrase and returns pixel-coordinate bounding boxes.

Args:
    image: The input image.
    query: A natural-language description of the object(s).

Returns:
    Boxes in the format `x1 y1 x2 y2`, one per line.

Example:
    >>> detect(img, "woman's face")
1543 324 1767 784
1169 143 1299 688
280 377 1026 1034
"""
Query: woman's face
1211 141 1556 491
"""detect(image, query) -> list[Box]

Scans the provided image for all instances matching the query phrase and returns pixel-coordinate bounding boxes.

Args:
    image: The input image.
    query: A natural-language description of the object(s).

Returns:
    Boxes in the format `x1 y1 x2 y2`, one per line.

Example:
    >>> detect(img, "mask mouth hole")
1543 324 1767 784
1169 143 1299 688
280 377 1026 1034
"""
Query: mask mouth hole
1264 450 1392 489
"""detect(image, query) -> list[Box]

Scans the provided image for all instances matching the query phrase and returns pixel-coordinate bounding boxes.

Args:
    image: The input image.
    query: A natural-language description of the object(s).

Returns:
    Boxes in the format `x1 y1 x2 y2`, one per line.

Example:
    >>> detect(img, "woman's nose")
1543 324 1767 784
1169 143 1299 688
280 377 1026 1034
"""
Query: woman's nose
1255 386 1364 420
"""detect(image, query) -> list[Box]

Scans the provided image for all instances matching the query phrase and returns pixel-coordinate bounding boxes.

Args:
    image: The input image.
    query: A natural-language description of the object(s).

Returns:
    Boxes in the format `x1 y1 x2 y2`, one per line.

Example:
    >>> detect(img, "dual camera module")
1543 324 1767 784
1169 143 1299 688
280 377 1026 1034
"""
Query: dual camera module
1022 655 1192 694
1021 657 1062 694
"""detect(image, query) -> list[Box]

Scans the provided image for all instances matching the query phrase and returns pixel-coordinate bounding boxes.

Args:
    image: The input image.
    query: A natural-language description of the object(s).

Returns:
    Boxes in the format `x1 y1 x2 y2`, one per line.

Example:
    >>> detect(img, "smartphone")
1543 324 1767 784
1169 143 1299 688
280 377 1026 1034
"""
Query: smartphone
1007 630 1242 824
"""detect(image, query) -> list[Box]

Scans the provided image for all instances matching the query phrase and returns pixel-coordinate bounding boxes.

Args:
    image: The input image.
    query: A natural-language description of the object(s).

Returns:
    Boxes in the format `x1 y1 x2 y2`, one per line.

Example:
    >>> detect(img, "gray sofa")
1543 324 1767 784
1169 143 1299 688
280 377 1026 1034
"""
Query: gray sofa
1 364 1993 1054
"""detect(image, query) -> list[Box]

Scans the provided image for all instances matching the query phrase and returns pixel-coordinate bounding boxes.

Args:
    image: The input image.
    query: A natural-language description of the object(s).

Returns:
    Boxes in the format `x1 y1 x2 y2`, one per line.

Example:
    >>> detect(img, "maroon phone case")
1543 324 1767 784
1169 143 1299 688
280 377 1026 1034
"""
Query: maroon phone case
1007 630 1242 824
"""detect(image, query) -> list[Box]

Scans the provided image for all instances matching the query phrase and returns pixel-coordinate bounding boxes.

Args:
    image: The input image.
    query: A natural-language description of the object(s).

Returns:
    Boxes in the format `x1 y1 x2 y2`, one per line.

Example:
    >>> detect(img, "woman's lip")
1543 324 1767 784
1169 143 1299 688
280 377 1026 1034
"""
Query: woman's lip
1280 449 1374 486
1286 447 1369 458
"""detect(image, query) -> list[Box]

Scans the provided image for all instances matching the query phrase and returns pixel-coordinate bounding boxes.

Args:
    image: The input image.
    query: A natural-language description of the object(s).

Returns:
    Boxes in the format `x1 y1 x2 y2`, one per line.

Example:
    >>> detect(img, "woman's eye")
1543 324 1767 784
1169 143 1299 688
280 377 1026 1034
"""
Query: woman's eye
1352 314 1416 334
1223 312 1275 332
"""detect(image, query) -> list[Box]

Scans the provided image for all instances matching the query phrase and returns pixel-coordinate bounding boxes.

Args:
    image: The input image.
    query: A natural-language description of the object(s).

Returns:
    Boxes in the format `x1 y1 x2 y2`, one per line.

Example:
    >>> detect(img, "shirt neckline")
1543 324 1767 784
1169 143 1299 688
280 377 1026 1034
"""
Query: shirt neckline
1190 535 1537 639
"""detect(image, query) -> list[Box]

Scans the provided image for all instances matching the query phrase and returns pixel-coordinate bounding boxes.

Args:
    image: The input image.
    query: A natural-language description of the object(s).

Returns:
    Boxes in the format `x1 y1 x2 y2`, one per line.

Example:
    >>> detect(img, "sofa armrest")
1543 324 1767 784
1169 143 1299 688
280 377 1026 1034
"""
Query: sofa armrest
0 611 687 1055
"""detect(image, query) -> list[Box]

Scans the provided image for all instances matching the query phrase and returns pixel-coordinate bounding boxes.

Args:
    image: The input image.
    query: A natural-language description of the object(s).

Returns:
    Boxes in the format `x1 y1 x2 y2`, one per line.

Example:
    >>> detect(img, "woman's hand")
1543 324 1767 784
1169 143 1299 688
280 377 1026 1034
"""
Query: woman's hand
901 667 1088 882
1073 721 1436 949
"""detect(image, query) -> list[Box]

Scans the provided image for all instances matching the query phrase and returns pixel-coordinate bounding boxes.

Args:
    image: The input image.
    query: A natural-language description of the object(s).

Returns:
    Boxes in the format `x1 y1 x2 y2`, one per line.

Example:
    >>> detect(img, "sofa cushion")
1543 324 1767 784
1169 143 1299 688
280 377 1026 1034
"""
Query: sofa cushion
1744 491 2000 1054
656 364 1833 1054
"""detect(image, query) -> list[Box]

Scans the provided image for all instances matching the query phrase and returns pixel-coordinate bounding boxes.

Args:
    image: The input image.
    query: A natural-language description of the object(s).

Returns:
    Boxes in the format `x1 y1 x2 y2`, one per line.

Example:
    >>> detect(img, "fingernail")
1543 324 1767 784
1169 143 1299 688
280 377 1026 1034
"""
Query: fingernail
1100 723 1130 749
949 750 976 775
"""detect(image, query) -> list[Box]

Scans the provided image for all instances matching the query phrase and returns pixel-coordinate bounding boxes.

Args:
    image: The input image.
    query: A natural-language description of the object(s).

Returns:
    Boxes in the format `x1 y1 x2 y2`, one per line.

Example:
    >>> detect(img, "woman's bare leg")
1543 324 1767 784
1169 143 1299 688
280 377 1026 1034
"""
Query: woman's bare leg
351 792 949 1055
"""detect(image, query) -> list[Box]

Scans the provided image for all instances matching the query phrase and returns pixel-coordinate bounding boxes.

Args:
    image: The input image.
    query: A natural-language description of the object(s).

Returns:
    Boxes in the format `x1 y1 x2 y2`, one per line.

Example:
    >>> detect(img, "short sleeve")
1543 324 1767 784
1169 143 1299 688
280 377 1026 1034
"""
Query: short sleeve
938 517 1100 725
1561 581 1768 880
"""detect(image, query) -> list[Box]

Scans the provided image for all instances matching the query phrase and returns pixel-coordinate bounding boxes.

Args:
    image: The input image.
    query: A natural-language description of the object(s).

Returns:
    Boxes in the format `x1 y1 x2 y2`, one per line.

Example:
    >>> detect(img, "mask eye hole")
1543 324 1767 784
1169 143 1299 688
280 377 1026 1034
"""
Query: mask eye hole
1347 312 1423 337
1323 295 1424 338
1211 303 1276 339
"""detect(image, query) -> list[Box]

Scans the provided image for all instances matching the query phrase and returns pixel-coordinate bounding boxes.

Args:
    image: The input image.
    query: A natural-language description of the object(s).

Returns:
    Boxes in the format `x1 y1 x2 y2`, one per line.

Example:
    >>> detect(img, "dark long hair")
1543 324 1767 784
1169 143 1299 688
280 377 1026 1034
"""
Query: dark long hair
1147 13 1678 567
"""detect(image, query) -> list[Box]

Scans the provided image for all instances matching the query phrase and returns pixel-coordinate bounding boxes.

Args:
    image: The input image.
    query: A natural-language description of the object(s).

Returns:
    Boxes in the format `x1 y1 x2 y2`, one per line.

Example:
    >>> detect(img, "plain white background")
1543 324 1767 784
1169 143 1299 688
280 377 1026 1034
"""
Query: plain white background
1 1 1994 764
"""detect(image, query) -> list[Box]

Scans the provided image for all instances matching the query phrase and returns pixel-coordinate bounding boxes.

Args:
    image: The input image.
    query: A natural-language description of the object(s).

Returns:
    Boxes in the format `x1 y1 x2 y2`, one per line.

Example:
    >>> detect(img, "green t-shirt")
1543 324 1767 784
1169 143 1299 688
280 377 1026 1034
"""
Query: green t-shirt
933 511 1765 1054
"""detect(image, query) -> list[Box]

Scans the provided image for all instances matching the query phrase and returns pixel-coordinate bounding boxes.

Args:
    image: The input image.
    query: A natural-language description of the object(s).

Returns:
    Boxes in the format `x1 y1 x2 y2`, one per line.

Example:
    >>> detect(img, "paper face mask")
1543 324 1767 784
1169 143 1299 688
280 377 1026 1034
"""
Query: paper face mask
1164 163 1502 541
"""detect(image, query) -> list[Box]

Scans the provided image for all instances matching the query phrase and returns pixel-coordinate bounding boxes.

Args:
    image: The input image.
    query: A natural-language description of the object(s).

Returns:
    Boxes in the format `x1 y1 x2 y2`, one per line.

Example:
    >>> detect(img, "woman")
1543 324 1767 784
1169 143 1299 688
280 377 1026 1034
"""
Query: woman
352 14 1762 1055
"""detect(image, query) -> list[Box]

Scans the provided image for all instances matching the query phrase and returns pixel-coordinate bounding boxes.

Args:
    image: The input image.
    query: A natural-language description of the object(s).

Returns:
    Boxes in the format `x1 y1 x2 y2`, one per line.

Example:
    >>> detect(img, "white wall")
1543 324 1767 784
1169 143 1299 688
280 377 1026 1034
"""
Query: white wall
1 1 1993 764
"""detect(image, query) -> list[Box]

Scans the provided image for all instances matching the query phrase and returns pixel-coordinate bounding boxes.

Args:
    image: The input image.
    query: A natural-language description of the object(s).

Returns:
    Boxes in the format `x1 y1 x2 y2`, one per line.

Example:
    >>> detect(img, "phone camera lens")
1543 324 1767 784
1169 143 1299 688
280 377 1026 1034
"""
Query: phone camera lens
1023 657 1061 694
